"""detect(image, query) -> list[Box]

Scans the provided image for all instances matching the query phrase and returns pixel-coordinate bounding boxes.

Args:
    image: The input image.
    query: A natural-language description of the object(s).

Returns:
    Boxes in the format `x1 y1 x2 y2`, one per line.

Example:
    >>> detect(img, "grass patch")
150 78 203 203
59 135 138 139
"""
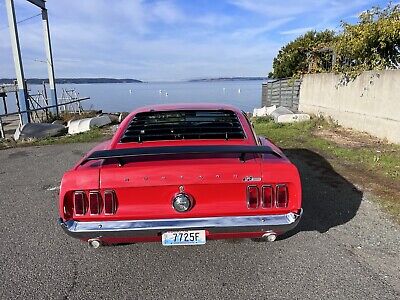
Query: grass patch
253 117 400 223
253 117 318 148
0 126 112 150
253 117 400 180
30 127 109 146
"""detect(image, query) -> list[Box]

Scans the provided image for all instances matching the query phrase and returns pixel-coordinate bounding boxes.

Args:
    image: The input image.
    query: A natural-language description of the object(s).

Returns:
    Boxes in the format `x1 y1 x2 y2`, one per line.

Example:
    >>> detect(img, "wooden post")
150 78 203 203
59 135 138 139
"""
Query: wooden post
332 51 337 70
1 94 7 115
269 82 273 106
14 88 23 125
291 81 295 110
0 117 5 139
262 83 267 107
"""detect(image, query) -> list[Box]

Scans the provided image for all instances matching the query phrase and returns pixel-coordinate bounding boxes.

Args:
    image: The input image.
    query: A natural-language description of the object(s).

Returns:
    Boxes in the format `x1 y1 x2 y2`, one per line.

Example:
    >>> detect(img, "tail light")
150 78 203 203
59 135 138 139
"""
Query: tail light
74 191 87 215
104 190 117 215
63 194 74 218
246 184 289 209
247 186 259 209
276 184 288 208
262 185 274 208
89 191 101 215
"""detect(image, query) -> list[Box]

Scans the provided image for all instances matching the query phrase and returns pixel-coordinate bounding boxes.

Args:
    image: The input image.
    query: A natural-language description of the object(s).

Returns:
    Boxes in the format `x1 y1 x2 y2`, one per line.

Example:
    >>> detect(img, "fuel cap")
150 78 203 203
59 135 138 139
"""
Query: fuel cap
172 193 192 212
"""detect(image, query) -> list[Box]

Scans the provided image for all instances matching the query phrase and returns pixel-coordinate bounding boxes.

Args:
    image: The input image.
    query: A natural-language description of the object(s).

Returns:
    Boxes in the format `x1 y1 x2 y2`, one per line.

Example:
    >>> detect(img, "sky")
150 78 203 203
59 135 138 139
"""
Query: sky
0 0 391 81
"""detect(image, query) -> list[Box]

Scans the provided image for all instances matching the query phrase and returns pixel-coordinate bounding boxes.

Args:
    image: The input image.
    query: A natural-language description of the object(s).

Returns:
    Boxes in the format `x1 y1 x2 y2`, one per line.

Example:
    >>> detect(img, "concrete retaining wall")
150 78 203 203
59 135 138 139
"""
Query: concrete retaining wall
298 70 400 144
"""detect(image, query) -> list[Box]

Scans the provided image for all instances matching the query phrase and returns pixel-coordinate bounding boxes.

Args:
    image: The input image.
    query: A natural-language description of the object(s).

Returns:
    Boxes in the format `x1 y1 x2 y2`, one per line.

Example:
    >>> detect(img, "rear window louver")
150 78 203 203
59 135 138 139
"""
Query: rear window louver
120 110 245 143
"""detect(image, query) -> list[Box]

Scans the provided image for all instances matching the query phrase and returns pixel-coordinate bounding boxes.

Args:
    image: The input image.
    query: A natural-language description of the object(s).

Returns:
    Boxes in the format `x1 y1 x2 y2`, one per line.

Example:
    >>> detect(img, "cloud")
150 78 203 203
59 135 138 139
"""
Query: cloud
0 0 386 81
151 1 185 24
231 18 293 39
229 0 376 23
229 0 315 17
193 14 232 27
280 27 314 36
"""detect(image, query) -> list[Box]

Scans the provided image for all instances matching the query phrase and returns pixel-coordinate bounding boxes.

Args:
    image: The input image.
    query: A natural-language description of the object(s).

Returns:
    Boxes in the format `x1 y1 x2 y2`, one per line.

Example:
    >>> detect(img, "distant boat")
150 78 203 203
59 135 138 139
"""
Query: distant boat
159 90 162 94
165 92 168 97
129 89 132 94
238 88 241 94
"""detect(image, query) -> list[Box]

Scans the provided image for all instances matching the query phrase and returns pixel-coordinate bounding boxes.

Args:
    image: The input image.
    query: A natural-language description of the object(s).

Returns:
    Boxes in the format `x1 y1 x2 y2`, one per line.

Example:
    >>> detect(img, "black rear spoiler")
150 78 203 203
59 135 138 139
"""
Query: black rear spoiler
80 145 282 165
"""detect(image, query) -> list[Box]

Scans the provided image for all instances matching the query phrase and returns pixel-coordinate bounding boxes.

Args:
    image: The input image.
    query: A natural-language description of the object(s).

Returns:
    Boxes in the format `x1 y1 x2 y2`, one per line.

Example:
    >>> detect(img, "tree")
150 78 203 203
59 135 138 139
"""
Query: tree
270 30 336 79
268 3 400 80
334 3 400 79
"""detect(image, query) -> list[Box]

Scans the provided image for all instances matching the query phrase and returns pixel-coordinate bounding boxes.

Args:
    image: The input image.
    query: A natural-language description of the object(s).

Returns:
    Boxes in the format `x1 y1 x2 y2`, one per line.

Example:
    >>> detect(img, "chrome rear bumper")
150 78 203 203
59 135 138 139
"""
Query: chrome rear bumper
59 209 302 239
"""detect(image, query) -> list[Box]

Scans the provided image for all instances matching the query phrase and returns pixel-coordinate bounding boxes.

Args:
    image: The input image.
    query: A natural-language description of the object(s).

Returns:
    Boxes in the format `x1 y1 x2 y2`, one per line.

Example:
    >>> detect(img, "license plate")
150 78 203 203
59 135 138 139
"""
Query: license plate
162 230 206 246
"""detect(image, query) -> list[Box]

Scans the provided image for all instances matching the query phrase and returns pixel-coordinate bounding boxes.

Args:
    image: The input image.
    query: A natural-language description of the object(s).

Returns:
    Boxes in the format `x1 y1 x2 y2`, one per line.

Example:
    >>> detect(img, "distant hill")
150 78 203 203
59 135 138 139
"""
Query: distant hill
188 77 268 82
0 78 143 84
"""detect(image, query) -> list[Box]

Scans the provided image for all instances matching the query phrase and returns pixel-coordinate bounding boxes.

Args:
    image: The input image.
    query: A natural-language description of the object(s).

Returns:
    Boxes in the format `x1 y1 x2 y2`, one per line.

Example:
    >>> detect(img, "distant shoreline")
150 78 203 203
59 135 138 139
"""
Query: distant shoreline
0 78 143 85
188 77 267 82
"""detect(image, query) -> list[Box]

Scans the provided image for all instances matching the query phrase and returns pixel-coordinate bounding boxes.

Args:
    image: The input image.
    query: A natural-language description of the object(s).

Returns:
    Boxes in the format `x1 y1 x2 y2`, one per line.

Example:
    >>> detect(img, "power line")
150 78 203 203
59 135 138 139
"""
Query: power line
17 12 42 24
0 12 41 31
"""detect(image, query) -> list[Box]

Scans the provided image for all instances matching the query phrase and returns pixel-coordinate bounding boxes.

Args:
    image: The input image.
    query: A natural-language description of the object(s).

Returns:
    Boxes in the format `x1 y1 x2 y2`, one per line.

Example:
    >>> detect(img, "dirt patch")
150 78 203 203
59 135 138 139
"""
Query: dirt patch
314 126 388 150
310 126 400 224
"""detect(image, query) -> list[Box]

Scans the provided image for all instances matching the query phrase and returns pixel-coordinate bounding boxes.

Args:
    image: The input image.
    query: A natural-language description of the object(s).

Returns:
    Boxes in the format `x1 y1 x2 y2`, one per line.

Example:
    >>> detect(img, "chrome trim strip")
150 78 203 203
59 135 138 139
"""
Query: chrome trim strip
59 209 303 239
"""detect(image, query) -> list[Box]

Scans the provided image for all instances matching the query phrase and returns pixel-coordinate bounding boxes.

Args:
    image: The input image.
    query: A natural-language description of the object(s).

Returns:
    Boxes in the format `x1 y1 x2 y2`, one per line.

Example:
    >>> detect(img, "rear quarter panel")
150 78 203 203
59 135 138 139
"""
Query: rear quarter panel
259 136 302 211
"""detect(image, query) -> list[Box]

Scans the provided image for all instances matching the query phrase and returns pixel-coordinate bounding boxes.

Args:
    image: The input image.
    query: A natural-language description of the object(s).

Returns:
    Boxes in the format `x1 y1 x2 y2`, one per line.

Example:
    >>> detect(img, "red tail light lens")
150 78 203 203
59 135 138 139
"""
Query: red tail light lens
262 185 274 208
89 192 101 215
104 190 117 215
247 186 259 209
74 191 87 215
276 184 288 208
63 194 74 218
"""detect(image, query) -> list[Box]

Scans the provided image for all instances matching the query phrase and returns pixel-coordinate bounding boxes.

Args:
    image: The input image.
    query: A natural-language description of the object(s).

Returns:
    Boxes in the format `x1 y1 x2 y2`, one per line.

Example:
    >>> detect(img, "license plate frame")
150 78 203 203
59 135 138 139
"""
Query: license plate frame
162 230 206 246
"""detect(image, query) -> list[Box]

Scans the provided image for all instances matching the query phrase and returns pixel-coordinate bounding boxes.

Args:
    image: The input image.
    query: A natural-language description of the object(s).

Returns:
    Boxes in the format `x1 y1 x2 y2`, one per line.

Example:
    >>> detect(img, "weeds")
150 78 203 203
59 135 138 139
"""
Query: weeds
253 117 400 223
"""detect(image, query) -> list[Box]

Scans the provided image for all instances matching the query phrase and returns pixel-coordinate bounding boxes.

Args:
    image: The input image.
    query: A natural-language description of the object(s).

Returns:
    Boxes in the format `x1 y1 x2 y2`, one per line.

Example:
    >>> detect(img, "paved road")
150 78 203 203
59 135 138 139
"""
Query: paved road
0 143 399 299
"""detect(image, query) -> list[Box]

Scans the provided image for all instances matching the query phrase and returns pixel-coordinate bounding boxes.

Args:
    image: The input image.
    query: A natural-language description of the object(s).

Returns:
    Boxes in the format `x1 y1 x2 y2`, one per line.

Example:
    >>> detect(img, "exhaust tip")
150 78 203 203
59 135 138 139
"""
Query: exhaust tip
88 239 101 249
262 232 277 242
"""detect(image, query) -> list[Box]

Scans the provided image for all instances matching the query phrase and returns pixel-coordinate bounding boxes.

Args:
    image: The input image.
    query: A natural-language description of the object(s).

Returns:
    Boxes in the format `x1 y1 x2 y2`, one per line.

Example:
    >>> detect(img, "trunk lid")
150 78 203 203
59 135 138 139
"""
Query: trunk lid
99 154 262 220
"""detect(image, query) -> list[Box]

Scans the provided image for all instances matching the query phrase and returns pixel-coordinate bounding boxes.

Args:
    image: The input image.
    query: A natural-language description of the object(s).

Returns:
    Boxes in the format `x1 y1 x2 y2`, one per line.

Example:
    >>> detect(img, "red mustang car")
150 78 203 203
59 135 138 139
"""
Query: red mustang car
59 104 302 248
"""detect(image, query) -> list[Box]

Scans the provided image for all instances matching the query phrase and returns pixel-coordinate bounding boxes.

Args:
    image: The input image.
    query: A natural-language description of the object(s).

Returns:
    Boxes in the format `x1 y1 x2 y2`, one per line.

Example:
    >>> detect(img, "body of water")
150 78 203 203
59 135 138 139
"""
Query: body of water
1 80 264 115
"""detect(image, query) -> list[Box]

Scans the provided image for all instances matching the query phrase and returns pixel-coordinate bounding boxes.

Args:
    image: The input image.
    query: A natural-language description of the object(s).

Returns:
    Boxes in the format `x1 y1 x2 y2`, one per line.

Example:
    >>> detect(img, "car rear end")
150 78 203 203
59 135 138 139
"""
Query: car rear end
59 105 302 247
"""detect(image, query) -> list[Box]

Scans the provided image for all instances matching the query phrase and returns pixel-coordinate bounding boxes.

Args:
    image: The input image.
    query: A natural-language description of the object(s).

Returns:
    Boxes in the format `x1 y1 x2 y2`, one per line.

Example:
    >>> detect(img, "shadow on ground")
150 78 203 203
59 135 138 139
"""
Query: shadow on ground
281 148 362 238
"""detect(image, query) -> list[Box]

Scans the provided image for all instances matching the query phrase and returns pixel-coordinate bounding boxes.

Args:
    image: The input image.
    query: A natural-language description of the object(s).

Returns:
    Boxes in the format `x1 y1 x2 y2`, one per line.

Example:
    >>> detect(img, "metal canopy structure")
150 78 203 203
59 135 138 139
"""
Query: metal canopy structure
27 0 45 9
5 0 58 125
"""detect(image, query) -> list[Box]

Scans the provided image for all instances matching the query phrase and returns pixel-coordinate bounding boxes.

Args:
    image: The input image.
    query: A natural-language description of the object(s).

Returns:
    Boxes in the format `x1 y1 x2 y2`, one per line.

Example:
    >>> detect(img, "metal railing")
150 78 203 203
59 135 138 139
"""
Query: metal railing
0 87 89 139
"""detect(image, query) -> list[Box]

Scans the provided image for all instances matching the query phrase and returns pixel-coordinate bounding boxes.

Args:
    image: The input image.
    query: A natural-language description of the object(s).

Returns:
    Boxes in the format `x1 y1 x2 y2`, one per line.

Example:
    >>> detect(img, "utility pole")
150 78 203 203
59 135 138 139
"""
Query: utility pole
5 0 59 126
41 7 58 116
5 0 30 124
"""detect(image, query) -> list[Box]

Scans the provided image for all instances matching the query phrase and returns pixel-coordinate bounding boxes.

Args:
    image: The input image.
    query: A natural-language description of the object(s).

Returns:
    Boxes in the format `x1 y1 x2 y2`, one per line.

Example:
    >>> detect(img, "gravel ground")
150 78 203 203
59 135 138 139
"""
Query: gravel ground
0 143 399 300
